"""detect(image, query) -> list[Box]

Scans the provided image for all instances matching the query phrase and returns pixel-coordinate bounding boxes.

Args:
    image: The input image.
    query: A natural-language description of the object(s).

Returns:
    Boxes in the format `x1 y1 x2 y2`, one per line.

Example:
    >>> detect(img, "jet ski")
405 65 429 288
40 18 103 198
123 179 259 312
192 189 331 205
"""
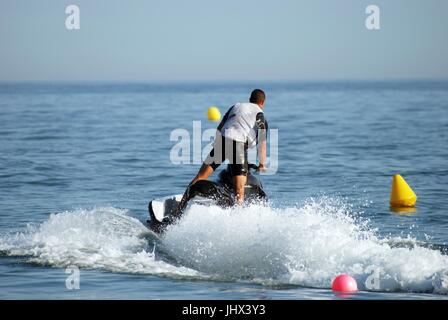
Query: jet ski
147 164 266 234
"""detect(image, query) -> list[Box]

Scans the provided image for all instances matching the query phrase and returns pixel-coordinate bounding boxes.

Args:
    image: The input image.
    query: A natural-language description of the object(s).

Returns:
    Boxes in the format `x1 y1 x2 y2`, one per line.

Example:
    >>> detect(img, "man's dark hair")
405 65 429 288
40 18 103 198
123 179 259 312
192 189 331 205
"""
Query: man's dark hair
249 89 266 105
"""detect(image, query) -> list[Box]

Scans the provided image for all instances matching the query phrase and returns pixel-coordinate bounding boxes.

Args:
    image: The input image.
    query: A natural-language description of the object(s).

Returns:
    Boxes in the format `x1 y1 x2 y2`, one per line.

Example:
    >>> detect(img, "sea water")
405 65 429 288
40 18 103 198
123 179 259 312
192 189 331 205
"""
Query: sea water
1 81 448 299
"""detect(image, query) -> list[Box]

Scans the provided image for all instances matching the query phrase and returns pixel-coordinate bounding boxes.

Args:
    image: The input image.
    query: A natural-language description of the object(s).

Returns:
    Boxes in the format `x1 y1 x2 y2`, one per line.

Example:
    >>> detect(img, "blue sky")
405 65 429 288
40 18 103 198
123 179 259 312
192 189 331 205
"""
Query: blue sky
0 0 447 81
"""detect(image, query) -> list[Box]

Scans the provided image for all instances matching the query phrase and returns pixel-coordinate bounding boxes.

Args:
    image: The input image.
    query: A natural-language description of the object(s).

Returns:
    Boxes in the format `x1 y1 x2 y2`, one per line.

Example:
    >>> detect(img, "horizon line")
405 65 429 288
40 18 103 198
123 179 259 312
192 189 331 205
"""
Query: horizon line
1 78 448 84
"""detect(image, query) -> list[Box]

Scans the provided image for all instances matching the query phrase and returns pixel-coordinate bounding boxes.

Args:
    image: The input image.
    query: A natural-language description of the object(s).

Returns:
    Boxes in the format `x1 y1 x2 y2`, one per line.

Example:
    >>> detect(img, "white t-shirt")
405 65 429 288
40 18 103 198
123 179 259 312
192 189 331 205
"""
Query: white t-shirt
220 102 266 149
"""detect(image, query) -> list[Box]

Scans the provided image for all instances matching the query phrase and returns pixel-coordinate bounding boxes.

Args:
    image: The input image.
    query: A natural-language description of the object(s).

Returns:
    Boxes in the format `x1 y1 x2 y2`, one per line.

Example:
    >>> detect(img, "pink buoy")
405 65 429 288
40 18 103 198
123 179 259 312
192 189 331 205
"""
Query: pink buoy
332 274 358 293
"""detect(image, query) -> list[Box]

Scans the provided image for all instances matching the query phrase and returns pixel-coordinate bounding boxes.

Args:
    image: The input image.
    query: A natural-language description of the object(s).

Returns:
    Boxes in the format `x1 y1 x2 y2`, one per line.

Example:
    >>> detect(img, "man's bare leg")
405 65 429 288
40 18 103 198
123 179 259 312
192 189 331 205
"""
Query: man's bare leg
233 174 247 205
190 163 214 185
174 164 214 216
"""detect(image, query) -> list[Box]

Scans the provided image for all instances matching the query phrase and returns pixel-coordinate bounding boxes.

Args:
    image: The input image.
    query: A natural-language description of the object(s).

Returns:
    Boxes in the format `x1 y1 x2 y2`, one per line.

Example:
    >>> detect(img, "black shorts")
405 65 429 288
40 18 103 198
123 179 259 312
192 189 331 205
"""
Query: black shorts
204 135 248 176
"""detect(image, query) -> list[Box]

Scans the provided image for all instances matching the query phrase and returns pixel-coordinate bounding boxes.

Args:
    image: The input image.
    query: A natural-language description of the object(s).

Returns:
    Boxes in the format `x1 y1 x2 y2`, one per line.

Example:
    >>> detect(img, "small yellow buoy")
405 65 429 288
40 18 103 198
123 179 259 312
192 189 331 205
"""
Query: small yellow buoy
207 106 221 122
390 174 417 207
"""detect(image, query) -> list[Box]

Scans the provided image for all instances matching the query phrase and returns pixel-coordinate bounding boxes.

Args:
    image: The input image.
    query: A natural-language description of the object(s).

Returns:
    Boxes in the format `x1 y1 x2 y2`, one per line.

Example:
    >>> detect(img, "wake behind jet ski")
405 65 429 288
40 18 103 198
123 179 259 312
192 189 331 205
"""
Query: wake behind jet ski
147 164 266 234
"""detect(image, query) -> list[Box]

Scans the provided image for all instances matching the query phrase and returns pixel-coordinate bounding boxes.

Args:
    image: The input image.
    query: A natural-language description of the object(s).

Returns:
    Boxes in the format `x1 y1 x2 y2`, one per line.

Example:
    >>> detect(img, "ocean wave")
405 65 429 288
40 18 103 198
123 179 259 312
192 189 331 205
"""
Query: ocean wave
0 207 199 279
163 197 448 294
1 199 447 294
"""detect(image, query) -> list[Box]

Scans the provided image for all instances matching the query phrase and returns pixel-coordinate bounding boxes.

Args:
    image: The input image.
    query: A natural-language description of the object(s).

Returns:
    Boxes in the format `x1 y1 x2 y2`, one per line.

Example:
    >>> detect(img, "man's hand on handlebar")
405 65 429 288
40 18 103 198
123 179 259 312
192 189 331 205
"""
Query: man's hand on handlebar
248 163 266 173
257 163 266 173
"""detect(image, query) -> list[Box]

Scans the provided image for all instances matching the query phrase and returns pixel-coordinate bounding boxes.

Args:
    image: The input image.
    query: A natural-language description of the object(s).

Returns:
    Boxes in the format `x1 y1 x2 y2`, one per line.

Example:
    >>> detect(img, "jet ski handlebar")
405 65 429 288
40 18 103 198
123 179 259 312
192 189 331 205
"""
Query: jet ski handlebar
248 163 260 171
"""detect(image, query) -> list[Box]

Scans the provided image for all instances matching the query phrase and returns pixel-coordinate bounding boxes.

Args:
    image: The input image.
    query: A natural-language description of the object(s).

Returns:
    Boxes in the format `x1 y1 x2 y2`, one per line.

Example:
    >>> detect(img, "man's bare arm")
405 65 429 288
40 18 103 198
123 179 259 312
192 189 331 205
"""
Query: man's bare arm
258 139 267 172
255 112 268 172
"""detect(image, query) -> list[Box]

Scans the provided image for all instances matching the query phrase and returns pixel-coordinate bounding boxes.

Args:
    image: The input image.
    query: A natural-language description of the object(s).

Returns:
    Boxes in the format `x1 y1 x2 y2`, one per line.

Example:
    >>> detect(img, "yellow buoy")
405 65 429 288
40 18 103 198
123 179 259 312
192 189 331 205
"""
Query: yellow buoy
390 174 417 207
207 106 221 122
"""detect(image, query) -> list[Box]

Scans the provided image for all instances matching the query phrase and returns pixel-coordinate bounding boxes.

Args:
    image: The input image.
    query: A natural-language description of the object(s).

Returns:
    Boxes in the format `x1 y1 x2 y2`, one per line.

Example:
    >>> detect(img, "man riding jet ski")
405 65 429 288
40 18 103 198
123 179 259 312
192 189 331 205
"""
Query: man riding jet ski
148 89 269 234
148 164 267 233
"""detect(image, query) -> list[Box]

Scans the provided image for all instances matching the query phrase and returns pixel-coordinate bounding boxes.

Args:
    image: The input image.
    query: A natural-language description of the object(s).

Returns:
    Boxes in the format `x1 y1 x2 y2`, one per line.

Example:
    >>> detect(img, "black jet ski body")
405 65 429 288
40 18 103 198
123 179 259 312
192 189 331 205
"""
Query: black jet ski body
147 164 266 234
